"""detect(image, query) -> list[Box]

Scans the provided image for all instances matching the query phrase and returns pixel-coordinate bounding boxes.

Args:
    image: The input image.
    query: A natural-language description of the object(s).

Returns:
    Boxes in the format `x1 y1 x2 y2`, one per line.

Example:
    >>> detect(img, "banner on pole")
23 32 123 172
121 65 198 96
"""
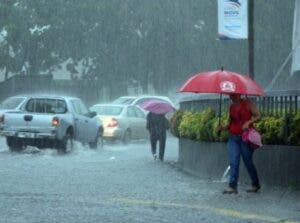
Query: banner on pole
218 0 248 40
291 0 300 74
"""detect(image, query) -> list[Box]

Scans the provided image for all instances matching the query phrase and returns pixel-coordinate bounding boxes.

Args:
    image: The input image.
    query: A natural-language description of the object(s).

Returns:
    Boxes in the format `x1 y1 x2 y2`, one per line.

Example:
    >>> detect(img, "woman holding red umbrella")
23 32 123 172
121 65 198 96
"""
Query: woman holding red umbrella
219 93 261 194
179 68 265 193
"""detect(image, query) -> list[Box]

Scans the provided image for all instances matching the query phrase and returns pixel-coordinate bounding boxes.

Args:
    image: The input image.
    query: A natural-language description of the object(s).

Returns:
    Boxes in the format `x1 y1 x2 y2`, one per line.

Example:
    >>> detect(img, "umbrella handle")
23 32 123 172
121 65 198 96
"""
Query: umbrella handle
218 94 222 140
218 94 222 126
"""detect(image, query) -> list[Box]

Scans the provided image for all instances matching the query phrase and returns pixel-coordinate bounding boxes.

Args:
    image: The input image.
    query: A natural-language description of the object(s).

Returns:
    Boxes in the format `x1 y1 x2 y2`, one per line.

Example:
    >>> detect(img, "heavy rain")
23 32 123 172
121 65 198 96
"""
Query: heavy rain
0 1 300 222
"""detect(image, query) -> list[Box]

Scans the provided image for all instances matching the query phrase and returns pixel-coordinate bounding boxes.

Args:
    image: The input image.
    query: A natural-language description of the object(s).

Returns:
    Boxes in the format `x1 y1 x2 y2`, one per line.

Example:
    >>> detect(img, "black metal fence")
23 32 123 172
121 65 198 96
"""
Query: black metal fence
180 90 300 117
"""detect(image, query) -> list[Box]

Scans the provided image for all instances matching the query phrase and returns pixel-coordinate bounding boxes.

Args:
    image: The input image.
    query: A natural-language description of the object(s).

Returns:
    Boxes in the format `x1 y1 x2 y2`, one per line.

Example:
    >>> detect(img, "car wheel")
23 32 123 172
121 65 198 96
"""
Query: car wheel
57 132 73 154
122 129 131 145
89 128 104 149
6 137 24 152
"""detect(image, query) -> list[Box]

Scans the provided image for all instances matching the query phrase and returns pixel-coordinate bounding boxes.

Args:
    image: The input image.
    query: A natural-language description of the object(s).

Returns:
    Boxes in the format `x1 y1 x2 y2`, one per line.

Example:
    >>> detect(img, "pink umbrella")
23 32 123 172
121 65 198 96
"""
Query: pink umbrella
139 100 176 114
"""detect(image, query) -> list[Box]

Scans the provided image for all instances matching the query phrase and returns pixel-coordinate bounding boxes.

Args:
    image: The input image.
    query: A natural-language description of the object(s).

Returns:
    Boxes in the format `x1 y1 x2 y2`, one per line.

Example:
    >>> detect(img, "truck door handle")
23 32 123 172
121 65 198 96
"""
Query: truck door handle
24 115 33 122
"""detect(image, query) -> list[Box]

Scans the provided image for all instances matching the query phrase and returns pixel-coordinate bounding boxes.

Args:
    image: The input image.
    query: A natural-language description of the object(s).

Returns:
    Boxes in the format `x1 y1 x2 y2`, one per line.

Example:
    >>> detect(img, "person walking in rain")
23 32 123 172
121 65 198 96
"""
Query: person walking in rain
146 112 170 161
219 93 261 194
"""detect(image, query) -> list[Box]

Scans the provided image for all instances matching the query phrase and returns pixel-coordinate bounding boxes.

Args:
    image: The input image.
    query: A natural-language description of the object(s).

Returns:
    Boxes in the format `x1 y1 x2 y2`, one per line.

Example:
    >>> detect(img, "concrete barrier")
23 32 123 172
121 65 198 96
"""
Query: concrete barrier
178 138 300 187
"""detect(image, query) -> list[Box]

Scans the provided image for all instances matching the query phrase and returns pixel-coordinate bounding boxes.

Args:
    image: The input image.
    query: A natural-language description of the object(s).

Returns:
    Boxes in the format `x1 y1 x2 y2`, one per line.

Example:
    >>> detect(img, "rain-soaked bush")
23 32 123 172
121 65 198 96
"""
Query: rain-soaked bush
178 111 202 140
211 112 230 142
255 116 285 145
170 109 300 146
287 113 300 145
196 108 215 141
170 110 184 137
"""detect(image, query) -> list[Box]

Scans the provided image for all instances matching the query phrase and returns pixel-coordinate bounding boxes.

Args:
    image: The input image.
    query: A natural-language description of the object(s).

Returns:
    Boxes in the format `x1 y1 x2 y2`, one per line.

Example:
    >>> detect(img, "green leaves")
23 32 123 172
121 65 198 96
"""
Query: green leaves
287 113 300 146
255 116 285 145
178 108 223 142
170 110 184 138
170 108 300 146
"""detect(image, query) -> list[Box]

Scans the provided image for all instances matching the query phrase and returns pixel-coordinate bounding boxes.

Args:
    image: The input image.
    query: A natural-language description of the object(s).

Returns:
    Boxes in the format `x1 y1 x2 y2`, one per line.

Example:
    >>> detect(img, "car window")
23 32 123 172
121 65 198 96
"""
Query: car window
71 99 89 115
90 105 123 115
25 98 67 114
56 100 67 113
127 106 136 117
0 97 26 109
134 107 146 118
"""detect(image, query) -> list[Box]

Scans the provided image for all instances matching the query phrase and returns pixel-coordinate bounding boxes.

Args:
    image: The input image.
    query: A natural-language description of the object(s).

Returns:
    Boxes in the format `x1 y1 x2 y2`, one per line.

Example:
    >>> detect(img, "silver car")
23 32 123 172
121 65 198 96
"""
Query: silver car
90 103 148 143
0 95 103 152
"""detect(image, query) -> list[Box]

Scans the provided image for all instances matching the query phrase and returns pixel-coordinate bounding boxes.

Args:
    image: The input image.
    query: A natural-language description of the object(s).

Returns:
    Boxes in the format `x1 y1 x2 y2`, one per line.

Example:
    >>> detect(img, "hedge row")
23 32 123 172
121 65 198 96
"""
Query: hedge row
170 108 300 146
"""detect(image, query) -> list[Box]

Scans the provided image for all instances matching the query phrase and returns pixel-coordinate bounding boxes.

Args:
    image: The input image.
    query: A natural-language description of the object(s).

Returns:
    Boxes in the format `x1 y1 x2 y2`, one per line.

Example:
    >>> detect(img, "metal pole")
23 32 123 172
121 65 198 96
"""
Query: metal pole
248 0 255 79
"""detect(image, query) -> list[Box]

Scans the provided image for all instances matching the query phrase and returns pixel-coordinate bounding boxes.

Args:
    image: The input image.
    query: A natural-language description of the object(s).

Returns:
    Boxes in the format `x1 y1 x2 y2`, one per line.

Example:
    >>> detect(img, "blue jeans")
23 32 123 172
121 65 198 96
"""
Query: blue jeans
227 135 260 189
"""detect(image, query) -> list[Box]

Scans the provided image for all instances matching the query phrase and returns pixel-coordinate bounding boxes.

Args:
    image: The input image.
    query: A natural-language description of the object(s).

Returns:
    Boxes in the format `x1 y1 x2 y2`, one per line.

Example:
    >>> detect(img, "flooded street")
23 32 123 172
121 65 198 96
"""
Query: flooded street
0 136 299 223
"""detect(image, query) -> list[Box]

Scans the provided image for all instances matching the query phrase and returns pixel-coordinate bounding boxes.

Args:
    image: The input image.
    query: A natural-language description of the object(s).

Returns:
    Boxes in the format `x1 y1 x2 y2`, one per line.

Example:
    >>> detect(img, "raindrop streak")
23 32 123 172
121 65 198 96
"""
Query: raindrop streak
221 165 230 183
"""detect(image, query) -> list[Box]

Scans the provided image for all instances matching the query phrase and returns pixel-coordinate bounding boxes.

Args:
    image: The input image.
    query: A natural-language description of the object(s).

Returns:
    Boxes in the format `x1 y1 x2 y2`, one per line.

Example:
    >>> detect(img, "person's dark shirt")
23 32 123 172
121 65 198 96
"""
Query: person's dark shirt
146 112 169 135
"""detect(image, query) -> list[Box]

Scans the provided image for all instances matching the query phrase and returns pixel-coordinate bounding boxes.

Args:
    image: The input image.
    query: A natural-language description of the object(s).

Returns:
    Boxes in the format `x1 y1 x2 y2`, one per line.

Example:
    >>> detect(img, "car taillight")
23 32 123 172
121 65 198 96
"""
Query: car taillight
0 115 4 123
52 117 60 126
107 118 118 127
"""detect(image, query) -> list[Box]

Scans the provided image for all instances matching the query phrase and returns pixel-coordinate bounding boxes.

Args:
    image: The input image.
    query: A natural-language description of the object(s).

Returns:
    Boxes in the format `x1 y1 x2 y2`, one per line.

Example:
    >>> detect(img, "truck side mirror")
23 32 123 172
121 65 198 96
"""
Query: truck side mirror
90 111 97 118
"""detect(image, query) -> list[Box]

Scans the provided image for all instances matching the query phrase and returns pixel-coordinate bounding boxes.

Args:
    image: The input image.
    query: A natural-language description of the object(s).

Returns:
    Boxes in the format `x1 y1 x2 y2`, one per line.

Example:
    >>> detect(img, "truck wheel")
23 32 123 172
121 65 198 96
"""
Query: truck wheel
6 137 24 152
89 128 104 149
57 132 73 154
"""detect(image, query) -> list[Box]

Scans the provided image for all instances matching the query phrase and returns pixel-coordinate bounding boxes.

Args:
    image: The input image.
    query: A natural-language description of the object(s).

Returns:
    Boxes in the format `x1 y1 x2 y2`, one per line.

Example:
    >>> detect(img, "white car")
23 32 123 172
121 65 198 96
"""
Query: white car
112 95 175 107
90 103 149 143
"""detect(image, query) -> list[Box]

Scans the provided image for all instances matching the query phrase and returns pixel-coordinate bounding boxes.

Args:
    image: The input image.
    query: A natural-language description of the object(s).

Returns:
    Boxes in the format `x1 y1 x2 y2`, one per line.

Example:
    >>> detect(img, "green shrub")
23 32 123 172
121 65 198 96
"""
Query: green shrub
178 111 202 140
255 116 284 145
172 108 300 146
288 113 300 145
196 108 216 141
211 112 230 142
170 110 184 137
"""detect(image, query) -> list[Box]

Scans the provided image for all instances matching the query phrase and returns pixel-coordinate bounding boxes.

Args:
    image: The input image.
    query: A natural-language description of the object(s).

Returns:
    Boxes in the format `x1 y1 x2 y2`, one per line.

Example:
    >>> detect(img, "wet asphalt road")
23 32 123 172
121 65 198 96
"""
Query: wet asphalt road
0 136 299 223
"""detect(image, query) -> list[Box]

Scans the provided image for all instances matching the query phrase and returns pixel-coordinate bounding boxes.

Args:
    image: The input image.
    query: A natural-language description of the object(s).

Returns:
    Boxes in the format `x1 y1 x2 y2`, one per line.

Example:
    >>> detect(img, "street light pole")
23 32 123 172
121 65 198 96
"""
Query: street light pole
248 0 255 79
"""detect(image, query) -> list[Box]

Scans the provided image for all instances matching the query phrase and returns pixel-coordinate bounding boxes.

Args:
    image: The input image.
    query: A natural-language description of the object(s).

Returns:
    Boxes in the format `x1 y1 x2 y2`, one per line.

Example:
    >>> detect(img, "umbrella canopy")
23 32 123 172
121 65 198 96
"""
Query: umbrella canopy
179 69 265 96
139 100 176 114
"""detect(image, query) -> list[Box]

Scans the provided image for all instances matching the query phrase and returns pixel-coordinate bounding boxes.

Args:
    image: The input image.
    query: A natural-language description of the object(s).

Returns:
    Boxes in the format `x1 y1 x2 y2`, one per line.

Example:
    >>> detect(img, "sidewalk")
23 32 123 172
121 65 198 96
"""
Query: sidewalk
167 158 300 222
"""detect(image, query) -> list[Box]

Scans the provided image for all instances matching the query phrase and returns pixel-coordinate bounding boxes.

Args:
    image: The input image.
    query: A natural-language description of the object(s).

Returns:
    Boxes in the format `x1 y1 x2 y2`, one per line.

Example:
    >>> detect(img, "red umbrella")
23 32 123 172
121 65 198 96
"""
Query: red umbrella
179 69 266 132
179 69 265 96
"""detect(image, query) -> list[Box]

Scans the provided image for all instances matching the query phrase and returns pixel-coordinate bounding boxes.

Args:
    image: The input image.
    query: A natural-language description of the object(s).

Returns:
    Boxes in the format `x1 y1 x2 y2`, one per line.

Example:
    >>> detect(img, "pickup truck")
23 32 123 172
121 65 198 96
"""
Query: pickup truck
0 95 103 153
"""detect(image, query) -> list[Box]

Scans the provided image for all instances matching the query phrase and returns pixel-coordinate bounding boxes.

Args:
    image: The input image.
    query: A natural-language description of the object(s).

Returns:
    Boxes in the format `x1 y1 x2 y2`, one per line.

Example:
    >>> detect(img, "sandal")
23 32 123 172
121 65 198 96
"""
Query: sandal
222 187 238 194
